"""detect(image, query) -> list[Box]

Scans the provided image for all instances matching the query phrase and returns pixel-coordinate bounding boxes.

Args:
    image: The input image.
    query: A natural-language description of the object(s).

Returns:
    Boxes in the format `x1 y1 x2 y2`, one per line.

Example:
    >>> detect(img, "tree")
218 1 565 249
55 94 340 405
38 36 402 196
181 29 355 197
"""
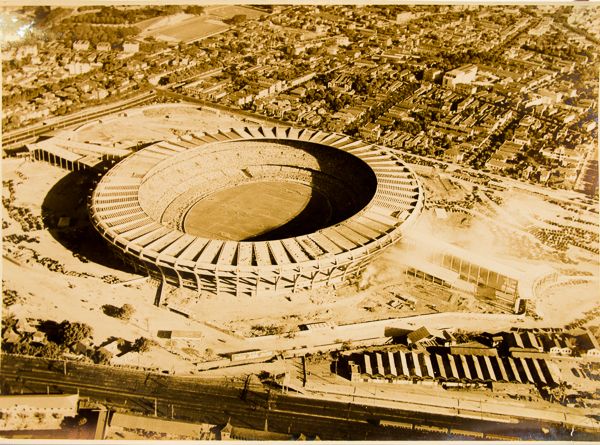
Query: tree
340 341 353 351
119 304 135 321
34 411 46 423
2 313 16 331
132 337 153 353
92 348 113 365
59 321 93 345
61 414 87 428
226 14 247 25
39 342 65 359
352 74 371 95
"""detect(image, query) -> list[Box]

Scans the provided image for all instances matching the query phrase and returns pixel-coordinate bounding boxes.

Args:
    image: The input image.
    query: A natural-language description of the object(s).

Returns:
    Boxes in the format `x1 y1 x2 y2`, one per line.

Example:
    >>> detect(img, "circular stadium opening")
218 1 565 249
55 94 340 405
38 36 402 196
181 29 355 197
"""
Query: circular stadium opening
175 139 378 241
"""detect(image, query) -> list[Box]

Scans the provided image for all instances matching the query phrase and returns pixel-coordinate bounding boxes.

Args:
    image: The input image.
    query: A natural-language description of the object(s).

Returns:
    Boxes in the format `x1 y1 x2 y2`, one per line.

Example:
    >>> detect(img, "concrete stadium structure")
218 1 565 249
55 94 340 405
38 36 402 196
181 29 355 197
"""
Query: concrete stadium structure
90 126 423 297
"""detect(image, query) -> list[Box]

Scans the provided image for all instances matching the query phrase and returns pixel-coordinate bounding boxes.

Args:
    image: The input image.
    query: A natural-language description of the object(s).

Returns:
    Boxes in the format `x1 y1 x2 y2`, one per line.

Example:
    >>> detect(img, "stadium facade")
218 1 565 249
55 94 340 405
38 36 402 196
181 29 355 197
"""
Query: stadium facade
89 126 423 297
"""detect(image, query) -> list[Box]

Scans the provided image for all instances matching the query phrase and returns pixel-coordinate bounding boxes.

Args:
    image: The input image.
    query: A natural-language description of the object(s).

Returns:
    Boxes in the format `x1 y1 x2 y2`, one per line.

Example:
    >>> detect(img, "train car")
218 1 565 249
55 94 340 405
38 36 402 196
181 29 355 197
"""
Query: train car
379 419 413 430
450 428 484 438
485 432 521 441
414 424 449 434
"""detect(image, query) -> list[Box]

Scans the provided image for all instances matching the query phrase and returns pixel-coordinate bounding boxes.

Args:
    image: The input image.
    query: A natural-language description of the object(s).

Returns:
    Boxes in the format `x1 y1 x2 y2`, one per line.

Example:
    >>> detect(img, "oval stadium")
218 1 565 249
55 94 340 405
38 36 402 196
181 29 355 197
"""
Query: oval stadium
89 126 423 298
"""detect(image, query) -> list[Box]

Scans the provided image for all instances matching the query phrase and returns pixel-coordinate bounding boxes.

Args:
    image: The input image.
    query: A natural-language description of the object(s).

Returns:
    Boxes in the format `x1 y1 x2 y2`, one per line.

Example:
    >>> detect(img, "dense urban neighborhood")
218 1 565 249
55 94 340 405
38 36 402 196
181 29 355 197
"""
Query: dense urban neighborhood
1 4 599 442
3 5 598 194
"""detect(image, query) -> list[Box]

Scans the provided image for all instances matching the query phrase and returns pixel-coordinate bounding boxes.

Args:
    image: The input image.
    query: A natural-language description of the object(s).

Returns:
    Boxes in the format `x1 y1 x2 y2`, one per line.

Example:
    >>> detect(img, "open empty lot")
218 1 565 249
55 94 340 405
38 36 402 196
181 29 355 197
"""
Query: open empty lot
72 104 245 148
148 16 229 43
140 6 266 43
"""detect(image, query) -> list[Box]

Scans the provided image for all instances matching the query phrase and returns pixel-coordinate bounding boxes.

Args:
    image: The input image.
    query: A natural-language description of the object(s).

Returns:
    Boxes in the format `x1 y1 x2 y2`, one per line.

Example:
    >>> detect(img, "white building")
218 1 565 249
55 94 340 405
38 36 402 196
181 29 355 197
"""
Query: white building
0 394 79 431
65 61 91 76
443 64 478 89
15 45 38 60
122 41 140 53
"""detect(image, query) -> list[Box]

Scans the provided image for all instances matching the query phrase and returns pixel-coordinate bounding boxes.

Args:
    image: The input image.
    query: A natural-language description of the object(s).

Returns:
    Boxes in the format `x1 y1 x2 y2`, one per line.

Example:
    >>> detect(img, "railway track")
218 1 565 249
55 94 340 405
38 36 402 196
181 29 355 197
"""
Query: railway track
3 354 570 440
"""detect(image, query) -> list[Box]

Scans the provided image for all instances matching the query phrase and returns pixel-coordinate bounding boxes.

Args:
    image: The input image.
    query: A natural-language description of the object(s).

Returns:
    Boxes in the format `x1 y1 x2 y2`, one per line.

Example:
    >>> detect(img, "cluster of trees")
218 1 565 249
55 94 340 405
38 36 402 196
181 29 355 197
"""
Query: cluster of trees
358 82 420 132
3 338 65 359
185 5 206 15
224 14 247 25
59 321 93 346
159 61 215 85
3 69 93 108
140 37 169 54
91 336 155 365
76 6 97 12
269 66 301 82
389 109 439 136
467 117 522 169
69 6 166 25
1 319 94 360
434 49 502 72
231 71 258 91
90 336 157 364
132 337 155 353
73 5 205 23
522 39 594 62
250 324 285 336
391 119 425 136
326 92 352 112
92 348 112 364
301 87 352 113
352 73 373 95
50 22 139 46
3 87 45 108
32 6 71 28
1 315 160 368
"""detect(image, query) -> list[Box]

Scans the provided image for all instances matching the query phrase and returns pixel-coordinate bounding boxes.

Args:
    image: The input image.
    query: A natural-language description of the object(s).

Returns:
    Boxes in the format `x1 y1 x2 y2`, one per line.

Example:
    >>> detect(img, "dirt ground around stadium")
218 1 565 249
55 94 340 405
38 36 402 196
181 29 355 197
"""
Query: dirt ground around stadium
71 104 247 149
3 159 598 374
2 105 251 372
3 105 598 375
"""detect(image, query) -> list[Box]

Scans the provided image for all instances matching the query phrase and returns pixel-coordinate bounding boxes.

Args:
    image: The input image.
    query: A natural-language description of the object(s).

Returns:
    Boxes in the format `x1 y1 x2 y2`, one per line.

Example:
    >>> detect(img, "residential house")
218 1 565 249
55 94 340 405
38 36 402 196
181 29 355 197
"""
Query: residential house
2 328 20 345
360 123 381 141
73 40 90 51
31 331 47 344
96 42 111 52
15 318 36 335
122 41 140 54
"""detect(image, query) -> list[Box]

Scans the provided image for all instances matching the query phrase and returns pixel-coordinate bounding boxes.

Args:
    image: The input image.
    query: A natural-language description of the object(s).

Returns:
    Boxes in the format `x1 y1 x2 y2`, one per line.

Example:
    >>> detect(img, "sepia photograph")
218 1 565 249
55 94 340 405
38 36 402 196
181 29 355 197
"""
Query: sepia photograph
1 1 599 442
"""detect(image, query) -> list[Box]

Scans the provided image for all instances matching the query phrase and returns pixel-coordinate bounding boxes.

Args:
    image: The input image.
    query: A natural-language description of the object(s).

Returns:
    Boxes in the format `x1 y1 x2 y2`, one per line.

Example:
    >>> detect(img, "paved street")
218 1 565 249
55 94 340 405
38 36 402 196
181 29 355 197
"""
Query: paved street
244 312 528 354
